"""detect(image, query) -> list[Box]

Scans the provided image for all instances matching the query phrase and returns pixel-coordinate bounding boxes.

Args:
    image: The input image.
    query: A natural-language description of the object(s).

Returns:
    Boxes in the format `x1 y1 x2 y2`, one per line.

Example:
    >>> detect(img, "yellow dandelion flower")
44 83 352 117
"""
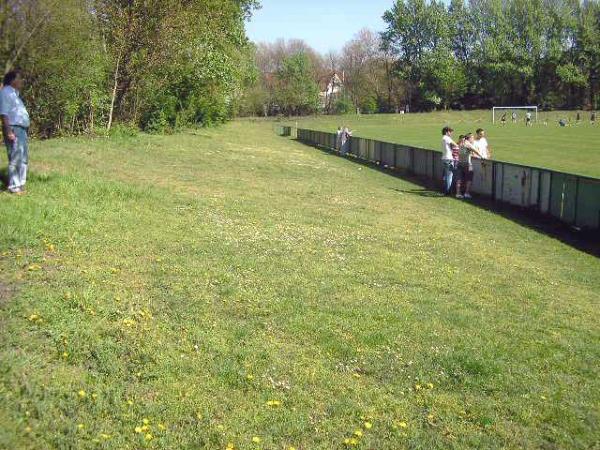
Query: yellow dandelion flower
77 424 85 430
426 383 434 389
216 424 224 431
78 390 87 398
352 373 361 378
252 436 261 444
226 443 235 450
142 418 150 425
354 430 363 437
28 264 42 271
344 437 358 446
127 399 134 406
100 433 110 440
364 421 372 429
141 425 150 432
145 433 153 441
62 352 69 358
134 426 143 433
289 447 297 450
415 384 422 390
398 421 408 428
158 423 166 431
28 314 40 322
25 426 32 433
91 393 98 400
266 400 281 407
196 412 203 420
427 414 434 421
246 374 254 381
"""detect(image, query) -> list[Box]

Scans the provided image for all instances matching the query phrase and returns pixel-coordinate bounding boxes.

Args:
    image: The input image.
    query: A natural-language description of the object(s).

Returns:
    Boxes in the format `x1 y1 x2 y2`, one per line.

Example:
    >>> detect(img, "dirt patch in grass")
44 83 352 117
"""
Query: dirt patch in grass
0 281 16 308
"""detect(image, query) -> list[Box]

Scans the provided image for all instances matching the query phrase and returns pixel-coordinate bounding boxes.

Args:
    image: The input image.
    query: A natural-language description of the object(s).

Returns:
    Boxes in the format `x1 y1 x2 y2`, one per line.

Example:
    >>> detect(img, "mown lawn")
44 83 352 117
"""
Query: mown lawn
283 111 600 178
0 121 599 450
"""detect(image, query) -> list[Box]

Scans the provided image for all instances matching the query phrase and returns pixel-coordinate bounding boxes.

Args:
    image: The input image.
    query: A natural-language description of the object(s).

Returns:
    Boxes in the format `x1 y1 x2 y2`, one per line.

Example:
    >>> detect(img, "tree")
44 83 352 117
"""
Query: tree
340 29 387 113
275 52 320 116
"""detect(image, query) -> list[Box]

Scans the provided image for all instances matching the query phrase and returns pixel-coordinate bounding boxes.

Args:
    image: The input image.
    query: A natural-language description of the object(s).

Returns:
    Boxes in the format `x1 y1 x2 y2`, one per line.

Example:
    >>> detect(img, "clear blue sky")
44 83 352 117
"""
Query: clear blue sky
246 0 396 53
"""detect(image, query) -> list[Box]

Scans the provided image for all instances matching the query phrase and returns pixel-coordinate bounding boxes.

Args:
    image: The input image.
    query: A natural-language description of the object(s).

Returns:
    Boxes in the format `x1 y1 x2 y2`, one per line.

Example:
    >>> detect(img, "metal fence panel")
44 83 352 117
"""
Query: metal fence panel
498 164 536 207
413 149 429 176
374 141 383 163
432 156 445 182
538 171 552 214
395 146 411 170
471 160 494 196
367 140 375 162
550 173 578 224
349 137 358 156
575 178 600 229
381 143 395 167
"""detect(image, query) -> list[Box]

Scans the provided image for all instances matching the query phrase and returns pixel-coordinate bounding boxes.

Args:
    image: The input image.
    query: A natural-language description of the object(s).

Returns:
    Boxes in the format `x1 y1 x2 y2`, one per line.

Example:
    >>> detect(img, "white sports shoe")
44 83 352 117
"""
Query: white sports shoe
464 193 472 199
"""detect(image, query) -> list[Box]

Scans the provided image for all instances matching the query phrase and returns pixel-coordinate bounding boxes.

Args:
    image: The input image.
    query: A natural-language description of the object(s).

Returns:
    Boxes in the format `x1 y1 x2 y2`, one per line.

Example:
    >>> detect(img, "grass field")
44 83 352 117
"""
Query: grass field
1 121 599 449
282 110 600 178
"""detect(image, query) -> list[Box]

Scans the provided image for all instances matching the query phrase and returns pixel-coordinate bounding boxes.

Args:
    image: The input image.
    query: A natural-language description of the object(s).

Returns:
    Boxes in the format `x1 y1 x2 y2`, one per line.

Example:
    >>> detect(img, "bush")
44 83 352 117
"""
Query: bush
360 97 378 114
334 98 353 115
108 123 139 138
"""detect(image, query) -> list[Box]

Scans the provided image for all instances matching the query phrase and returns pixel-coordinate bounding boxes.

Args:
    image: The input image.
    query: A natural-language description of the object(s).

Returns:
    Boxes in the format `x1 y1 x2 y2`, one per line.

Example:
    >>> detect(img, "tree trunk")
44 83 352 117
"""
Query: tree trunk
107 51 121 131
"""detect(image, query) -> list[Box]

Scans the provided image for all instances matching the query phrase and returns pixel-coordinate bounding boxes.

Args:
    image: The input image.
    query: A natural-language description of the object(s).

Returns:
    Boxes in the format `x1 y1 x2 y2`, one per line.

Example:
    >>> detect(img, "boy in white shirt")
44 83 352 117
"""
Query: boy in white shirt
441 126 457 195
474 128 491 159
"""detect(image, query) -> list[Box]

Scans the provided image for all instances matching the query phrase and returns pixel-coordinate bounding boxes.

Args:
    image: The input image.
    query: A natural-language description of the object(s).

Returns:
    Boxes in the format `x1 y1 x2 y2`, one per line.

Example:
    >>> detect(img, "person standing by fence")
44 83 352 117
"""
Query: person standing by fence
441 126 458 195
340 126 352 155
335 126 343 150
1 70 30 195
474 128 491 159
456 133 482 199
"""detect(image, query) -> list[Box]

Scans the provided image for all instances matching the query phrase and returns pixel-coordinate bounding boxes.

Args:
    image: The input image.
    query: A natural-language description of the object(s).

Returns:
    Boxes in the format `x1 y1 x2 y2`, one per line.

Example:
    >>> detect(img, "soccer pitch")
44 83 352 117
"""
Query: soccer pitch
285 110 600 178
0 121 598 449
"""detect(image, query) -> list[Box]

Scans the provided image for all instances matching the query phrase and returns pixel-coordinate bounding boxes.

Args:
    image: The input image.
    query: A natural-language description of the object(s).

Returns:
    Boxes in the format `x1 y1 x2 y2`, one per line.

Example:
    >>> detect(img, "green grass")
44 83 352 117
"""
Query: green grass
0 121 599 449
283 110 600 178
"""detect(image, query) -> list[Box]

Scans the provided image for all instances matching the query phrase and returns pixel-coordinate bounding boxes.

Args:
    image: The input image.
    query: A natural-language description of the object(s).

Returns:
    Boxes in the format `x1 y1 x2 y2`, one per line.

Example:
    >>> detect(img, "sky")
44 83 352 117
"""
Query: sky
246 0 396 54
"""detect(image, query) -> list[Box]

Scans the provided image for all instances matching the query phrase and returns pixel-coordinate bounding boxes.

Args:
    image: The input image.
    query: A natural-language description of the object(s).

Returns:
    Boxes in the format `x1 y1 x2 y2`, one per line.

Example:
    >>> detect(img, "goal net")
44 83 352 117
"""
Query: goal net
492 106 538 124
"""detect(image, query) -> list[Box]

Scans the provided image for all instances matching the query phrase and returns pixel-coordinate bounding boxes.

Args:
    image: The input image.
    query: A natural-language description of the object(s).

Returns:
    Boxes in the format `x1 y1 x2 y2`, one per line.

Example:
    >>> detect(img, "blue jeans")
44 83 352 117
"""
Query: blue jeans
5 126 28 192
442 159 456 194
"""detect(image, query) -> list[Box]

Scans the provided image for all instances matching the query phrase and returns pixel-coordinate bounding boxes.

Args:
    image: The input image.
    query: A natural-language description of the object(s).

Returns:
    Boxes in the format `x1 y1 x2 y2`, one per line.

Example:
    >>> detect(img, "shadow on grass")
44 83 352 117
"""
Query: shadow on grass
296 139 600 258
0 168 56 192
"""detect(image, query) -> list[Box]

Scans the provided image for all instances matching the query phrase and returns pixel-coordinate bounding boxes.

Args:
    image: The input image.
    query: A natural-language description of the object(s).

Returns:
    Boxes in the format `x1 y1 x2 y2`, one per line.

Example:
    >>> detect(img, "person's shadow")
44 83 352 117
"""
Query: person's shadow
0 168 54 192
394 188 445 198
0 167 7 191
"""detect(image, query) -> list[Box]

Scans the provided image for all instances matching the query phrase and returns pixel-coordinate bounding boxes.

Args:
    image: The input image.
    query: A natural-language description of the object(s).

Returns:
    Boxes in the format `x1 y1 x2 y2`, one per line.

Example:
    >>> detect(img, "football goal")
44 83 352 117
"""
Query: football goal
492 106 538 124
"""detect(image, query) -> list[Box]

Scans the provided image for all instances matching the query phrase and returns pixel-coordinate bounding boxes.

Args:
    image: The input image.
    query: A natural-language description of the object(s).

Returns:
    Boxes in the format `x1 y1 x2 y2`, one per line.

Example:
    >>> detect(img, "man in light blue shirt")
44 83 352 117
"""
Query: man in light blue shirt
1 70 30 194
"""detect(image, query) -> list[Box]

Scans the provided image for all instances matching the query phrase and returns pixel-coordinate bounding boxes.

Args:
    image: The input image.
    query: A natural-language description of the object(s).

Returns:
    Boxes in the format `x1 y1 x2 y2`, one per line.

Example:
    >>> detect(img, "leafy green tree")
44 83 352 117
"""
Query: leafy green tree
275 52 320 116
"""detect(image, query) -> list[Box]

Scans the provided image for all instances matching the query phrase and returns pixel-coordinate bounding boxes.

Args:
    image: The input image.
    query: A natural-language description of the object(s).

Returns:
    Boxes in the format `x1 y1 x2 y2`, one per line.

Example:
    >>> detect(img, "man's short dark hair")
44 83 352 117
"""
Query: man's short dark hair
3 70 21 86
476 128 484 134
442 126 454 135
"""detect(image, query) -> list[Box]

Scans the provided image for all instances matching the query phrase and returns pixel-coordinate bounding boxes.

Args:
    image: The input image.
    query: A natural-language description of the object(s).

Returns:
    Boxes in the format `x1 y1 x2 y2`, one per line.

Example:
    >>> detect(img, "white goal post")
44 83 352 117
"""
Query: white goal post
492 106 538 124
